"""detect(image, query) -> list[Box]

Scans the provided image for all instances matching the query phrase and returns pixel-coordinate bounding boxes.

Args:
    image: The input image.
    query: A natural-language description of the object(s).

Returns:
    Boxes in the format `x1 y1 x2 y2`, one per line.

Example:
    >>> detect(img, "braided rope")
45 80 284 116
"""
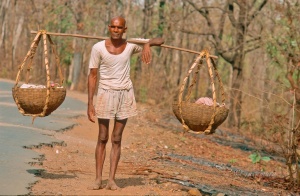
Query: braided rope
178 52 206 132
47 34 64 86
204 53 217 134
40 32 51 117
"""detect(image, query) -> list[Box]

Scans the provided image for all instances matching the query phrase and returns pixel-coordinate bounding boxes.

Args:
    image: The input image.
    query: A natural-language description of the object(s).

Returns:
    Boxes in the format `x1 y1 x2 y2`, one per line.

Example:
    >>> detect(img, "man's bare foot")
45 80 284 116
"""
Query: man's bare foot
105 181 120 190
87 181 105 190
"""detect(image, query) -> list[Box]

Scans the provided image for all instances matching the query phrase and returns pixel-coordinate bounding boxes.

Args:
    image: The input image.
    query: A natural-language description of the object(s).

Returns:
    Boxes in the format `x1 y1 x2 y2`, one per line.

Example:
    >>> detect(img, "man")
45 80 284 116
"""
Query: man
87 16 164 190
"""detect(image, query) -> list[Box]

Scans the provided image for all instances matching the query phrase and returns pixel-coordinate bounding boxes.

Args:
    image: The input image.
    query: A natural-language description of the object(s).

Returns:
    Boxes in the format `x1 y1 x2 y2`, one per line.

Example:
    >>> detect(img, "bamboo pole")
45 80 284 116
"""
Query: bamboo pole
30 30 218 58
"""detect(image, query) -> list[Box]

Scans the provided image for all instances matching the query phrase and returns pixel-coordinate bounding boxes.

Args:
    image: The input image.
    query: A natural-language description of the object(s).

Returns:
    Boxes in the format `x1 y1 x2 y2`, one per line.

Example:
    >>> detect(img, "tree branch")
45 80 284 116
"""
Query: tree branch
227 0 238 28
180 29 214 36
246 0 268 27
244 44 260 54
185 0 224 53
218 3 227 41
246 36 261 44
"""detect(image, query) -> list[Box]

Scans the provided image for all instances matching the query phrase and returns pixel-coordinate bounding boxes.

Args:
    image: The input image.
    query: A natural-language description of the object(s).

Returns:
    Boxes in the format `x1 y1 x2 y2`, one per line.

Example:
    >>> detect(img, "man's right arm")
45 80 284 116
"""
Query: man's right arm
141 38 164 64
87 68 98 123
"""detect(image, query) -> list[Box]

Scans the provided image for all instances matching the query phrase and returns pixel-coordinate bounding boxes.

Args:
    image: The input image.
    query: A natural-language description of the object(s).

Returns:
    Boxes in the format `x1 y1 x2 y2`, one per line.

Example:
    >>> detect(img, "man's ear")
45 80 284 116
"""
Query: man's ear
124 27 127 33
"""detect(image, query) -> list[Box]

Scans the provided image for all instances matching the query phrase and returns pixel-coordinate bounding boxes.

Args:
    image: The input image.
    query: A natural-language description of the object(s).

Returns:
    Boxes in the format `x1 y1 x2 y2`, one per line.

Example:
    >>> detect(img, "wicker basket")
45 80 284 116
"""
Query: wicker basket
173 102 229 133
12 87 66 116
173 50 229 134
12 30 66 118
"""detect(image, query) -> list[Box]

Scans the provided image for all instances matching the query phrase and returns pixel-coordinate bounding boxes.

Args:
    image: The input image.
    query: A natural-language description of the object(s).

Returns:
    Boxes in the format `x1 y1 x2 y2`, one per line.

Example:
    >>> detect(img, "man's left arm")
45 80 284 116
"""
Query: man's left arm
142 38 164 64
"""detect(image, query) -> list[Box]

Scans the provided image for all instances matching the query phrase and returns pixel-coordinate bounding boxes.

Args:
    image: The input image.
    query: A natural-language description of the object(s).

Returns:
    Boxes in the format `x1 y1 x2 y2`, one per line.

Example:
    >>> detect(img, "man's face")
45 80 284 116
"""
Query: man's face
108 18 127 40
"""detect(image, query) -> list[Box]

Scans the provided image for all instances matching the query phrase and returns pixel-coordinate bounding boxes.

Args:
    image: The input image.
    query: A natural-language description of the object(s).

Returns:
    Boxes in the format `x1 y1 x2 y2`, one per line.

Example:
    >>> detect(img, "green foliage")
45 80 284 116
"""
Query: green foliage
130 56 138 67
229 159 237 164
179 136 186 142
46 1 74 68
139 87 148 103
265 16 300 88
265 2 300 70
65 80 72 87
61 48 72 66
249 152 271 164
47 1 74 33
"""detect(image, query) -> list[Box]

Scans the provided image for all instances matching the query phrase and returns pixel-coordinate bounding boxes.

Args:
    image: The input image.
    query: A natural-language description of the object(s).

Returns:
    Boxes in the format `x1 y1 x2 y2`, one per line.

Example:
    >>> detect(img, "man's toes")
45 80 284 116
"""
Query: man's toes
105 183 120 190
87 182 105 190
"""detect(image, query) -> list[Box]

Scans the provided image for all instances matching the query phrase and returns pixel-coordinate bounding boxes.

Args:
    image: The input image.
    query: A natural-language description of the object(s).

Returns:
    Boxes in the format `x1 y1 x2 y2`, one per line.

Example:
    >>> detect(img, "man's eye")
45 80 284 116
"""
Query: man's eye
110 26 123 29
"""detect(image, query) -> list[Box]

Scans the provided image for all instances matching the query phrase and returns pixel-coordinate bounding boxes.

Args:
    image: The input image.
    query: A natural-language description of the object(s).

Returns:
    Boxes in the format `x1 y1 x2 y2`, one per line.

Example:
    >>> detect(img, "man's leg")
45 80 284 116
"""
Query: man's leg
106 118 127 190
89 118 110 190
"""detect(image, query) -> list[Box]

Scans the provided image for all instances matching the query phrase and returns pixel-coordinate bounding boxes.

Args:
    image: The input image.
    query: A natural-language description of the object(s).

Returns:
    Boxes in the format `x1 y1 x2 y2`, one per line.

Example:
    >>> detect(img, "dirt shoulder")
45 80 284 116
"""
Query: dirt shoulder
30 90 295 195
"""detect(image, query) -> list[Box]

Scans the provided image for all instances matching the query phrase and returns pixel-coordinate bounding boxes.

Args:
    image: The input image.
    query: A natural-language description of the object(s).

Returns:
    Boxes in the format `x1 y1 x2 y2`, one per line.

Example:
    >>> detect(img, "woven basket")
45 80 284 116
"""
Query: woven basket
12 87 66 116
12 30 66 118
173 50 229 134
173 102 229 133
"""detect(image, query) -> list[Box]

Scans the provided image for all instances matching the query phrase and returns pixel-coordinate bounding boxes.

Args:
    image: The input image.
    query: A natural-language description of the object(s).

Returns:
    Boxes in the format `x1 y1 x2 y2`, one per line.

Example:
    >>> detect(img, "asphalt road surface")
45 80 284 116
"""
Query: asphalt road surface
0 79 86 195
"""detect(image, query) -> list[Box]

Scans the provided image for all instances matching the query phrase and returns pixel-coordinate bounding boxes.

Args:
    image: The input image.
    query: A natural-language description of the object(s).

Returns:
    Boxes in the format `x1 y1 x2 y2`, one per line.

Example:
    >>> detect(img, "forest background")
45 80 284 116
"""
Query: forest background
1 0 300 185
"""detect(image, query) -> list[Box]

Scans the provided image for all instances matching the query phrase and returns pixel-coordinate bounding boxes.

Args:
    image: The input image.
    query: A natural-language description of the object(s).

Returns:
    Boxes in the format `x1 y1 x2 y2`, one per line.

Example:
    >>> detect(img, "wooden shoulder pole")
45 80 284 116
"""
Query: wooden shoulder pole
30 30 218 58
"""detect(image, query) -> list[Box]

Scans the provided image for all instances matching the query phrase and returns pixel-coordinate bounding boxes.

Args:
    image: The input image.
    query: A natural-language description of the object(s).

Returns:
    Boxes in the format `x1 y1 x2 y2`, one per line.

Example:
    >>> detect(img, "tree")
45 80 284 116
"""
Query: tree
265 0 300 186
185 0 268 129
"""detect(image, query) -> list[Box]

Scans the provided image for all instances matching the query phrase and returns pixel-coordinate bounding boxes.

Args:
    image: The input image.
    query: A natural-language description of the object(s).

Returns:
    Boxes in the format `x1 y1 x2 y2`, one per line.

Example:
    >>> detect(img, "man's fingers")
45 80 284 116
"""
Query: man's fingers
142 43 151 64
88 115 95 123
87 106 96 123
90 117 95 123
142 51 151 64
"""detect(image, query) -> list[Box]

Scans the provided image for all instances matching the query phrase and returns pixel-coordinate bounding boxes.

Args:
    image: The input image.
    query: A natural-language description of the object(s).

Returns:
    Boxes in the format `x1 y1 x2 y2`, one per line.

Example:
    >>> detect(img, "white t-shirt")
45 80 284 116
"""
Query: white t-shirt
89 40 142 90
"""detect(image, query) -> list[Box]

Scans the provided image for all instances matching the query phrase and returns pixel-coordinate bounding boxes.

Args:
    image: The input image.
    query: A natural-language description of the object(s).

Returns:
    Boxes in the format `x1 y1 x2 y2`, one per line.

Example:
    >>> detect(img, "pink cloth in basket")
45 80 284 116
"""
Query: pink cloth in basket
195 97 215 106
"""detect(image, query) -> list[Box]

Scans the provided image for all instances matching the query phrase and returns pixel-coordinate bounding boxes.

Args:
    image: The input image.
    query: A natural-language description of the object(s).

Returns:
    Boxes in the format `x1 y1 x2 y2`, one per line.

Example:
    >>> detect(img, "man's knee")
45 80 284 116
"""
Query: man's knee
111 136 122 145
97 137 108 144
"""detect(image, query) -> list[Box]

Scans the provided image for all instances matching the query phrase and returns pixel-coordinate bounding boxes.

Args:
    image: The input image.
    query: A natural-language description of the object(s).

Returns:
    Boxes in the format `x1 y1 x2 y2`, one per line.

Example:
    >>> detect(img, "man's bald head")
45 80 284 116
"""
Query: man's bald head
110 16 126 27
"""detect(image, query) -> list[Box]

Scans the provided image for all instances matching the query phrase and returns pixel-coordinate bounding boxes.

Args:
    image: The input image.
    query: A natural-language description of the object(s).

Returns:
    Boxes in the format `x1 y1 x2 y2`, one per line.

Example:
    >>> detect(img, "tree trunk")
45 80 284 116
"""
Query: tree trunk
227 1 247 129
12 13 24 72
0 0 10 50
69 0 84 90
229 59 243 128
260 53 270 131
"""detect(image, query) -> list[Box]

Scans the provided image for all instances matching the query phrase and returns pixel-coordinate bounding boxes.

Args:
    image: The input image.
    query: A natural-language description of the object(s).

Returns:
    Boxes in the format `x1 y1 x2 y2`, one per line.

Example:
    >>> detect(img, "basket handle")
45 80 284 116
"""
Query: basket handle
177 52 206 131
185 62 202 101
13 31 42 117
40 32 51 117
14 31 42 88
47 34 64 86
210 57 226 104
205 54 217 133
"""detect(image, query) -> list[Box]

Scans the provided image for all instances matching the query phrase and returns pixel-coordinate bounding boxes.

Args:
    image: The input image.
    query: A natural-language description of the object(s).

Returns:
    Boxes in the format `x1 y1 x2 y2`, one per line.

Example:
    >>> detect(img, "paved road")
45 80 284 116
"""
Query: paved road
0 79 86 195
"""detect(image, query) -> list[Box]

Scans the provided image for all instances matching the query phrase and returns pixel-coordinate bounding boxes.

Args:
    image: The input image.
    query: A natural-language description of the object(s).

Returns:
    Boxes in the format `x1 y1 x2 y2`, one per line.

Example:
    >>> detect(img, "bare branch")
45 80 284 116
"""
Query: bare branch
218 3 227 41
246 36 261 44
246 0 268 27
227 0 238 28
180 29 214 36
197 6 226 12
185 0 224 52
286 57 299 91
244 44 260 54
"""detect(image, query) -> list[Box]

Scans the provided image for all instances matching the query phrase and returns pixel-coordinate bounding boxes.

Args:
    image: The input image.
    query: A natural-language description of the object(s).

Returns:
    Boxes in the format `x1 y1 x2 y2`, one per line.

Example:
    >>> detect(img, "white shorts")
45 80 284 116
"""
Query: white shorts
95 88 137 120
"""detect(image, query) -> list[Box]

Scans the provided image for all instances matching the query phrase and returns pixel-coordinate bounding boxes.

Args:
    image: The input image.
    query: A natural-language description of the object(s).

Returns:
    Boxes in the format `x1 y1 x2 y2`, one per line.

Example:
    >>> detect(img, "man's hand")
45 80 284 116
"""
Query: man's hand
141 38 164 64
148 38 164 46
87 103 96 123
142 43 151 64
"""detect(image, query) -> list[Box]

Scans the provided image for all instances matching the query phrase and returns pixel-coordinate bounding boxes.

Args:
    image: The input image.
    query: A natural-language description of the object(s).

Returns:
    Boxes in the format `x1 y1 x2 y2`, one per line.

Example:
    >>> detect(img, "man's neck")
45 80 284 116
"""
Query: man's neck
109 38 126 48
